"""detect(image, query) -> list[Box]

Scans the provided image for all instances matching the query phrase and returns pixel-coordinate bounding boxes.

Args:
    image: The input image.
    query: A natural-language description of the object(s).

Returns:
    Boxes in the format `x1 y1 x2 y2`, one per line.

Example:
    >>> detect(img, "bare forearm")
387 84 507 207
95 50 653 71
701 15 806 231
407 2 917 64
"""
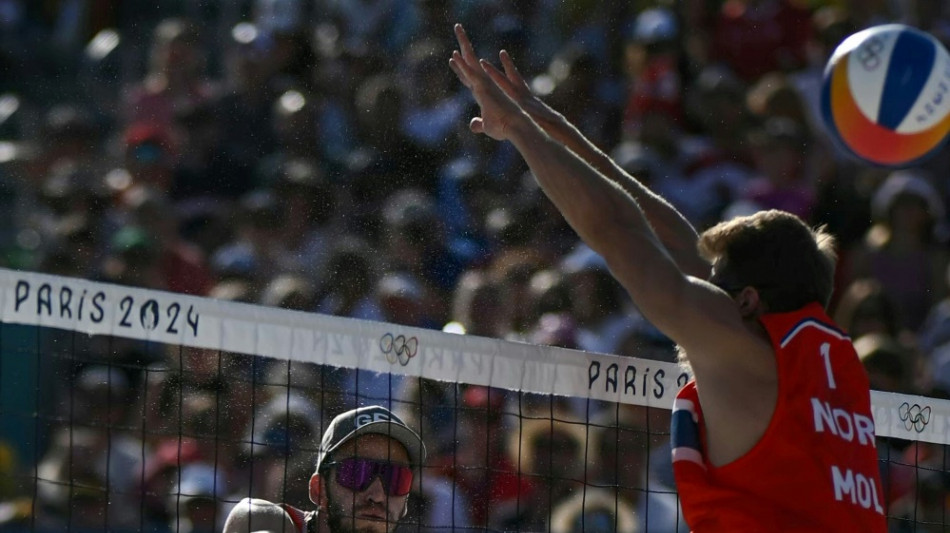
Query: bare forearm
539 114 708 277
506 116 657 264
449 22 706 277
505 114 698 338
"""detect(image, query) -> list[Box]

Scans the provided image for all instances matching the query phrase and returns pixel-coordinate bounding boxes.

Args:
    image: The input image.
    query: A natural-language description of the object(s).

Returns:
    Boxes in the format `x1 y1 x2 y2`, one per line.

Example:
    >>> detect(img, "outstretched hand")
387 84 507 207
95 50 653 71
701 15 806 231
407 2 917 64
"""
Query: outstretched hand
494 49 564 129
449 24 529 141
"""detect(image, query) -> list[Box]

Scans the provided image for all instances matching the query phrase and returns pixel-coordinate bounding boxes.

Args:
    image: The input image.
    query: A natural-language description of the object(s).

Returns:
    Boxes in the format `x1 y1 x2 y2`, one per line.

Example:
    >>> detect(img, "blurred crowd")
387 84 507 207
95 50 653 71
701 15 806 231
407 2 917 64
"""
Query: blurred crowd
1 0 950 531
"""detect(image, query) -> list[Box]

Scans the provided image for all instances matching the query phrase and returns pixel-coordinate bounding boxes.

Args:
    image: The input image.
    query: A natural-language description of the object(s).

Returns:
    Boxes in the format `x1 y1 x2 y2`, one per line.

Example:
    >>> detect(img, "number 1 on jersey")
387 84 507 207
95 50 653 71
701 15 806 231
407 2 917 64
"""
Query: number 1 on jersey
820 342 837 389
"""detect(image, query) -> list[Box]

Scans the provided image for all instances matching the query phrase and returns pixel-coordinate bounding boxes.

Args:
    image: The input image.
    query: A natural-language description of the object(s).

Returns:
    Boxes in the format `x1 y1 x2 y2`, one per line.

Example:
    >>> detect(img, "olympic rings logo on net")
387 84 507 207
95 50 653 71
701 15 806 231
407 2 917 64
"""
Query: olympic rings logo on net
898 402 931 433
379 333 419 366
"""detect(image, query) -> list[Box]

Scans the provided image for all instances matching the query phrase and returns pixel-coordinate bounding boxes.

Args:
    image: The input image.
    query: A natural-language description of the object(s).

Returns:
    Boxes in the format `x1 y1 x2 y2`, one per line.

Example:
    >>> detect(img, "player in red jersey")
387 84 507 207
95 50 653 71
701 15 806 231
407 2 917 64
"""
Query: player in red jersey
449 23 885 532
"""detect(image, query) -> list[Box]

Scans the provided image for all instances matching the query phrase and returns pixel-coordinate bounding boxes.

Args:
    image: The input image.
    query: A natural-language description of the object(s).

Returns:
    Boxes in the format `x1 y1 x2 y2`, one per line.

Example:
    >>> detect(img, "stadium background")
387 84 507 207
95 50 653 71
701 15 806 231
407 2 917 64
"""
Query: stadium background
0 0 949 532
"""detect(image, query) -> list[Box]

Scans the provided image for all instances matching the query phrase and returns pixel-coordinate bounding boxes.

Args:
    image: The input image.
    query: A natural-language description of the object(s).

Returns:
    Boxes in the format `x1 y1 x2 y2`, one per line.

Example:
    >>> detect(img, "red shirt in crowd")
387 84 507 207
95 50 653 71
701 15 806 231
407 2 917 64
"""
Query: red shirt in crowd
711 0 812 81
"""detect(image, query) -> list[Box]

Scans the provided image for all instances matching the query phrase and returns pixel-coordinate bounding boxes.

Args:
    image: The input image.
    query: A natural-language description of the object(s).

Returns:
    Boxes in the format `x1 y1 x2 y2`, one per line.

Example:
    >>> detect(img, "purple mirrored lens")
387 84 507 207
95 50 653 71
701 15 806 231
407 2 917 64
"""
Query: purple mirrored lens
335 458 376 492
334 458 413 496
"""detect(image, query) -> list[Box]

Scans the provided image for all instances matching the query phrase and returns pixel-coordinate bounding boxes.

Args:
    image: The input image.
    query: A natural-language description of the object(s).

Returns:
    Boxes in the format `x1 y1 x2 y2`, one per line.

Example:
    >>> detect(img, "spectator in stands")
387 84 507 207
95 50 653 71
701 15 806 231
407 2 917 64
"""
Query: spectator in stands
843 170 949 332
673 65 756 229
399 38 470 155
260 273 318 311
98 224 165 289
0 441 30 531
621 7 684 141
402 455 476 533
559 244 646 356
433 385 525 528
257 88 322 189
843 0 902 29
592 405 687 533
223 405 426 533
139 348 255 491
252 0 317 94
746 72 811 130
216 22 281 178
488 415 587 532
540 43 615 150
376 272 440 330
121 17 217 132
167 463 225 533
788 6 857 153
854 333 914 394
139 438 202 531
528 311 580 350
741 117 816 221
34 105 107 183
120 186 214 295
549 487 639 533
709 0 812 82
172 101 254 200
379 188 467 311
211 188 300 288
315 236 382 321
347 73 437 207
324 0 419 58
511 175 579 260
118 122 179 196
35 417 143 530
235 392 321 503
487 247 549 341
833 278 912 345
888 466 950 533
267 158 339 281
525 268 574 324
918 262 950 368
441 269 506 337
32 163 109 269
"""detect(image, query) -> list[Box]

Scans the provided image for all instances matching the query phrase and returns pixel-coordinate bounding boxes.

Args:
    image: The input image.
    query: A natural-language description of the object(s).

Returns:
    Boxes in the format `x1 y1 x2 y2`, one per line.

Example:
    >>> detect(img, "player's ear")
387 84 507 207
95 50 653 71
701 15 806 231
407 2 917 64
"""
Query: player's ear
735 286 762 318
309 473 323 505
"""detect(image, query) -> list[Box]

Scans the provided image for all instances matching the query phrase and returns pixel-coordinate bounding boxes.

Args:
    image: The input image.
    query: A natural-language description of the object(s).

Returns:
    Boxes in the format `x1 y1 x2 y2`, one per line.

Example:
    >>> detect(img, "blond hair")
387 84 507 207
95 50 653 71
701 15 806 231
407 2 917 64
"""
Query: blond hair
699 210 837 311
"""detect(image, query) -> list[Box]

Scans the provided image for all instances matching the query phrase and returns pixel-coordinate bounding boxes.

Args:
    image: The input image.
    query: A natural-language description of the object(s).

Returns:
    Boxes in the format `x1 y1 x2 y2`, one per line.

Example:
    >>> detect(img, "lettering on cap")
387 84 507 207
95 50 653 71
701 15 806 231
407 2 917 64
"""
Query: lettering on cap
354 411 392 428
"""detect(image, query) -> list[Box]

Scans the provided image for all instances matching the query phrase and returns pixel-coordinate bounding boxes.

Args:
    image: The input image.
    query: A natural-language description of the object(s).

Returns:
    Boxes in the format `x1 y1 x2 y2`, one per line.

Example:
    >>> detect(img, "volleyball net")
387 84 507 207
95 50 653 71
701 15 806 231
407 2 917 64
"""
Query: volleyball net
0 268 946 532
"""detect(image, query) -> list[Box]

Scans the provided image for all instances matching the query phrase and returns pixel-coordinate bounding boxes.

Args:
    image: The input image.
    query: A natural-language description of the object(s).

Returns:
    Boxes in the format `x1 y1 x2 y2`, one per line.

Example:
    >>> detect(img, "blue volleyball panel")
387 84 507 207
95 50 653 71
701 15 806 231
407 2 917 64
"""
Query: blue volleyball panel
878 30 936 129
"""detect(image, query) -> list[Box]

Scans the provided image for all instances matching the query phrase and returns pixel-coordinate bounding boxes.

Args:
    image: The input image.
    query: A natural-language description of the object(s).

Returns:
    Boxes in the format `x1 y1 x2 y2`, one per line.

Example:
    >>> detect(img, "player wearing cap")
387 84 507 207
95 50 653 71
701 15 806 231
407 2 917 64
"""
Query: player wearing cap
223 405 427 533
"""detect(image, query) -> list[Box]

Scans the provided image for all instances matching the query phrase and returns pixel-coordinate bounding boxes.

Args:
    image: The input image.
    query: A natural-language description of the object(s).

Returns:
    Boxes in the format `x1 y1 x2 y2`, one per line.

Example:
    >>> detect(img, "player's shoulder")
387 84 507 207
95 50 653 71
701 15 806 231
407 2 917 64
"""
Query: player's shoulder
230 497 283 512
224 497 301 533
764 303 849 346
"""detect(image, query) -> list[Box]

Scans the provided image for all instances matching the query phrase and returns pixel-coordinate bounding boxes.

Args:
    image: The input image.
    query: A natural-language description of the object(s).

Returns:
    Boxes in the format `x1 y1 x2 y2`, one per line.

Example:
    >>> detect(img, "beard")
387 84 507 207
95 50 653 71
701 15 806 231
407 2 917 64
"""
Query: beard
324 491 394 533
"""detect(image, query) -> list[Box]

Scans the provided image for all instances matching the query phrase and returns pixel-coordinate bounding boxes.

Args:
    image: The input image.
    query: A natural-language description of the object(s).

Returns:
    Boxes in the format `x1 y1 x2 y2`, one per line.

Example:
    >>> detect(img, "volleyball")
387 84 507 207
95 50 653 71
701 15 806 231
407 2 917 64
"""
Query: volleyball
820 24 950 167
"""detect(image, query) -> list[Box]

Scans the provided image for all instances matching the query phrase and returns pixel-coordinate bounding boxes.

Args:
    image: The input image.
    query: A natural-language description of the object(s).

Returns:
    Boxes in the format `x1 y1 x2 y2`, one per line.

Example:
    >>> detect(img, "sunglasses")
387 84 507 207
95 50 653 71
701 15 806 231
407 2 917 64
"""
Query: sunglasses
325 458 413 496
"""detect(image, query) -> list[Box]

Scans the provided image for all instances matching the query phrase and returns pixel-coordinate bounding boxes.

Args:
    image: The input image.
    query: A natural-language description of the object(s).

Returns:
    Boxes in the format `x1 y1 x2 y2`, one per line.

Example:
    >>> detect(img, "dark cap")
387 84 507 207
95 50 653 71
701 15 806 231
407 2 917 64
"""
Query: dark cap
315 406 426 472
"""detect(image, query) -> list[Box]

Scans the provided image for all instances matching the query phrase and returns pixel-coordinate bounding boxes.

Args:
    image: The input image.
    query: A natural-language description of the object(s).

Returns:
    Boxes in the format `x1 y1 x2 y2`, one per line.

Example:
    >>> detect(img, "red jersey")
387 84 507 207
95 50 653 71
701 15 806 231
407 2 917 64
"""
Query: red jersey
671 303 886 532
278 503 314 533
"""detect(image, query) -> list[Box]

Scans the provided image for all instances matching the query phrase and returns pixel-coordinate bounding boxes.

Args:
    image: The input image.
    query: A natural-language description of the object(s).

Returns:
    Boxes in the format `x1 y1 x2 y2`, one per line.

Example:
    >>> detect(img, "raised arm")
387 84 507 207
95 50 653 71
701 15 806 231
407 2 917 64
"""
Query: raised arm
453 26 708 278
448 24 740 355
